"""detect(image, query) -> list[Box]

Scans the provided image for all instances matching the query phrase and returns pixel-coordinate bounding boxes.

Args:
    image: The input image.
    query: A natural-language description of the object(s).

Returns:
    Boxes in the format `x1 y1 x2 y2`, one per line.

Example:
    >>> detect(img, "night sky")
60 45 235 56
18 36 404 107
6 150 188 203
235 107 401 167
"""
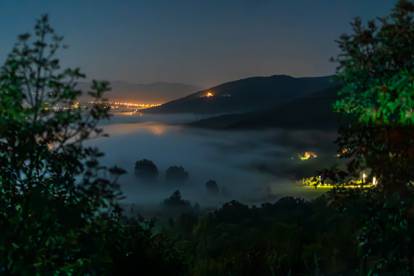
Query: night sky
0 1 395 87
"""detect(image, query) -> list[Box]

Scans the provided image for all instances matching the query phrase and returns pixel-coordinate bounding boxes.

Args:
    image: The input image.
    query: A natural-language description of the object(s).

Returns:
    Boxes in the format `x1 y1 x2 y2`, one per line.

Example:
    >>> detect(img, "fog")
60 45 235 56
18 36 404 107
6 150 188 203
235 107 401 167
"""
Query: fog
90 114 338 211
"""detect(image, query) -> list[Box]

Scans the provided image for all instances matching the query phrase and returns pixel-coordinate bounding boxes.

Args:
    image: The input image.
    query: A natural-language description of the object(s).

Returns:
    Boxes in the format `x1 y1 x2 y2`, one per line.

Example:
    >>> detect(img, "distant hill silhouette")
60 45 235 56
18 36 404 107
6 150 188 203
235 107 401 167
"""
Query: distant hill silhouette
189 86 340 130
145 75 334 114
78 81 199 104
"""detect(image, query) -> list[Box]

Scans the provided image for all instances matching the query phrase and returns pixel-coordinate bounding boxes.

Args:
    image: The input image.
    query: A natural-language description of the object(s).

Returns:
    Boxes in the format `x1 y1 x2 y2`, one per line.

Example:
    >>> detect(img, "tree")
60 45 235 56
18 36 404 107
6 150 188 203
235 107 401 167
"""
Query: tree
165 166 189 183
163 190 191 209
0 15 123 274
0 15 186 274
186 197 356 275
323 0 414 273
134 159 159 180
205 179 219 195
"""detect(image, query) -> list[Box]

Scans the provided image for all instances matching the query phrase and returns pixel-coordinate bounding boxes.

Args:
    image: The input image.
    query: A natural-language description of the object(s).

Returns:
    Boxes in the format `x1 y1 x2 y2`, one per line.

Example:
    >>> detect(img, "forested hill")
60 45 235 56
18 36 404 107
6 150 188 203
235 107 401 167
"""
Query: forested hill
145 75 335 114
189 86 340 130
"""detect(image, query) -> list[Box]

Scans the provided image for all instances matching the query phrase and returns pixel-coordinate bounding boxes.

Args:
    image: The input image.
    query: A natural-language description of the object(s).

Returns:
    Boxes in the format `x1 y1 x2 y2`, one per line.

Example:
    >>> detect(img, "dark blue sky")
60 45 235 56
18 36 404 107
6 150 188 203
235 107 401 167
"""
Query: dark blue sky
0 0 395 87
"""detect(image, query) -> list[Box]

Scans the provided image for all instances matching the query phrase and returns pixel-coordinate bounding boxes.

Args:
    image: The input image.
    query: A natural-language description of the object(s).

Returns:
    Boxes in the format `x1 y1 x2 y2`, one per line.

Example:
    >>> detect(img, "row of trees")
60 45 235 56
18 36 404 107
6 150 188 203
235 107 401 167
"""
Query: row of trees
134 159 189 182
134 159 220 195
165 196 359 275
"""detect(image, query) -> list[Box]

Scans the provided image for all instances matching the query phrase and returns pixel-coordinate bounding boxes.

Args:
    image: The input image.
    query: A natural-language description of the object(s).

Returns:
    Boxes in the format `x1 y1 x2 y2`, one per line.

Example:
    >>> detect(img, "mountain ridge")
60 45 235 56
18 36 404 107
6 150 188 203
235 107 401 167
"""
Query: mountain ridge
188 86 340 130
145 74 335 114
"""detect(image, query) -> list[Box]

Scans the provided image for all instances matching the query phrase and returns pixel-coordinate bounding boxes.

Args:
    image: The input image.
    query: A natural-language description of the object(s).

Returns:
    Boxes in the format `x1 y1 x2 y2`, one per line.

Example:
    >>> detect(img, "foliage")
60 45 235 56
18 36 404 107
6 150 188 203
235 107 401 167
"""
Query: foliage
163 190 191 208
165 166 189 183
0 15 186 274
134 159 159 180
205 179 219 195
166 196 360 275
323 0 414 273
105 217 187 275
334 0 414 125
162 190 199 216
330 0 414 193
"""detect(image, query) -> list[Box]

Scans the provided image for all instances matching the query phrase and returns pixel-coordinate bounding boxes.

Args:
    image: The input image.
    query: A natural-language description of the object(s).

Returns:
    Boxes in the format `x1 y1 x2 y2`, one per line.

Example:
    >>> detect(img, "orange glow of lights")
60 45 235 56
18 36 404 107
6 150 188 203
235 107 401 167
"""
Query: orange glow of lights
299 151 318 161
148 125 166 136
111 101 161 109
204 91 214 98
89 101 162 110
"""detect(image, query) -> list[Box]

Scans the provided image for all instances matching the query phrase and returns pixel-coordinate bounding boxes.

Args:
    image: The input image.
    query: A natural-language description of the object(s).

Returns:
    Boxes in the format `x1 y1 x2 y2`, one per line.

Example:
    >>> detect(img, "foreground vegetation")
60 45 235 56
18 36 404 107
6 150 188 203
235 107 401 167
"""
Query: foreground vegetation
2 0 414 274
162 195 359 275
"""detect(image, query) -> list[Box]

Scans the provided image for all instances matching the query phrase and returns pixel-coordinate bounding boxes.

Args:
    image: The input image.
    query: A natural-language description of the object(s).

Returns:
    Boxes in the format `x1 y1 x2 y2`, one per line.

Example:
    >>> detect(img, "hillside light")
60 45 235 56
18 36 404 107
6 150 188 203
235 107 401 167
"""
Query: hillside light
205 91 214 98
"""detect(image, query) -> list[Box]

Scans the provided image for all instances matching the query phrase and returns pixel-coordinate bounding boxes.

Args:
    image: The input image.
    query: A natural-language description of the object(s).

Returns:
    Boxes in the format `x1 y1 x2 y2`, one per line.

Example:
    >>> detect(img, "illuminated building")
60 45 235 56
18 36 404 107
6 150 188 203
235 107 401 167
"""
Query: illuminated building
298 151 318 161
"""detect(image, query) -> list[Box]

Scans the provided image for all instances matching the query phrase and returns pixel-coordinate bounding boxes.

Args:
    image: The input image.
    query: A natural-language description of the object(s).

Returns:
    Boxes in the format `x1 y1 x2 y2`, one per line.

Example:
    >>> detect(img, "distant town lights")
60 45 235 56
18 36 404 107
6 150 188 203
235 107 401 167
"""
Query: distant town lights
111 101 161 109
88 101 161 110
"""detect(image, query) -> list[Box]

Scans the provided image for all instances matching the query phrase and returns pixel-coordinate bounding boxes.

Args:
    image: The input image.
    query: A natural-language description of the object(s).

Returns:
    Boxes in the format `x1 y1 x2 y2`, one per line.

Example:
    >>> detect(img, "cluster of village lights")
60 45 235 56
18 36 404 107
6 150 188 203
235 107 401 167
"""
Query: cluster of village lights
302 172 378 189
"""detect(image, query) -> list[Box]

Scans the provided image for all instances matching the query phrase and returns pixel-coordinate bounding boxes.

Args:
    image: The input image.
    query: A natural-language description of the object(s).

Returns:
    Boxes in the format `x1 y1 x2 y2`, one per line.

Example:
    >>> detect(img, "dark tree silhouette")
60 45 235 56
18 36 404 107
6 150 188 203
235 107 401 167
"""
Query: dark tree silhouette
165 166 189 183
162 190 196 217
0 16 186 274
322 0 414 273
135 159 159 180
0 15 122 274
163 190 191 208
205 179 219 195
